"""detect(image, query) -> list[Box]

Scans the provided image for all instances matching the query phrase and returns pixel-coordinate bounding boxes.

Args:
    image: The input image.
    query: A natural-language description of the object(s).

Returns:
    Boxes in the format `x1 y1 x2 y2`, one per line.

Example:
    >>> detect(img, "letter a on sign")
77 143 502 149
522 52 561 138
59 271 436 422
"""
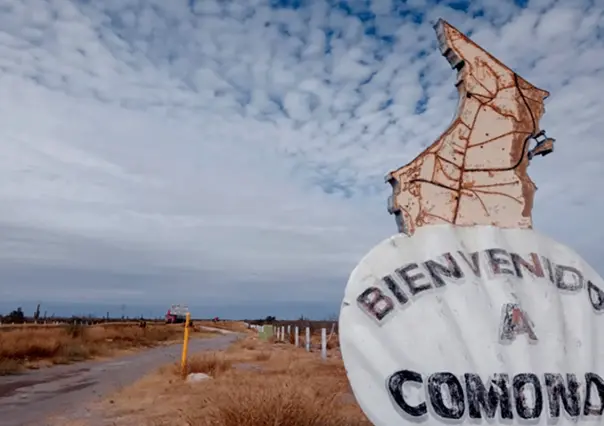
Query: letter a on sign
499 303 538 343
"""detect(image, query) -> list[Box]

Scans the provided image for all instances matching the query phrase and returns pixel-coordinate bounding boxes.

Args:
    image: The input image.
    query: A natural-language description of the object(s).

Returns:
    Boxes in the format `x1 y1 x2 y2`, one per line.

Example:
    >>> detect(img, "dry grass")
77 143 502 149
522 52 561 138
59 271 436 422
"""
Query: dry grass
159 352 235 378
0 323 214 374
88 334 369 426
310 329 340 350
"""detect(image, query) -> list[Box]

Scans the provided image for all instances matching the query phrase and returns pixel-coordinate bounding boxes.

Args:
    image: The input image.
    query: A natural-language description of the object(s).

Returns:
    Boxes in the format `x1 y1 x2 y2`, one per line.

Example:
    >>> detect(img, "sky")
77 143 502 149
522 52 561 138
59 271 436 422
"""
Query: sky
0 0 602 319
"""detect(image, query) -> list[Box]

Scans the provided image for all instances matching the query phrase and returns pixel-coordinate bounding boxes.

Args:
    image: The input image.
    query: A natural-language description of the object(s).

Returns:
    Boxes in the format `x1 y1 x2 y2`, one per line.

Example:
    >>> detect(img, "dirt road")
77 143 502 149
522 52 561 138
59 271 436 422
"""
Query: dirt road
0 333 239 426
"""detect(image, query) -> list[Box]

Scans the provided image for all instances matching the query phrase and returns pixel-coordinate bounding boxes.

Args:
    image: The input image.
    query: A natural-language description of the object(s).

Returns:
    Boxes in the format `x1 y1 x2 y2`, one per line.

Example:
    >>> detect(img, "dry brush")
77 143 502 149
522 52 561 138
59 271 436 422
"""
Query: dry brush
89 332 368 426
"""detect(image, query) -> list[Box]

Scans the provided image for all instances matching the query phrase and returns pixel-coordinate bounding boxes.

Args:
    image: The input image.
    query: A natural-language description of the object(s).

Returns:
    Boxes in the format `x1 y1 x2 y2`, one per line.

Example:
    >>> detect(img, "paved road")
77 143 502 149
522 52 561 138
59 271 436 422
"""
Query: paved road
0 333 239 426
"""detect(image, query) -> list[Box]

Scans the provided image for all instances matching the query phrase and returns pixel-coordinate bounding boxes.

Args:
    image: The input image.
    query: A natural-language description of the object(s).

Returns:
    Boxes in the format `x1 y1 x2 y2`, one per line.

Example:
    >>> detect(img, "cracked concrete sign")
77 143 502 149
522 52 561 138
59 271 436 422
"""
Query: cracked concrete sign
386 19 555 236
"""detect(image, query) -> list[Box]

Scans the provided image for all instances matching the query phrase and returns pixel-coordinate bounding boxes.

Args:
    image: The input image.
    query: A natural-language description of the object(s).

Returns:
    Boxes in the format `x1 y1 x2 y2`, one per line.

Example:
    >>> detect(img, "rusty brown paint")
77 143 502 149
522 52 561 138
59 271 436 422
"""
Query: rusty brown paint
387 19 554 236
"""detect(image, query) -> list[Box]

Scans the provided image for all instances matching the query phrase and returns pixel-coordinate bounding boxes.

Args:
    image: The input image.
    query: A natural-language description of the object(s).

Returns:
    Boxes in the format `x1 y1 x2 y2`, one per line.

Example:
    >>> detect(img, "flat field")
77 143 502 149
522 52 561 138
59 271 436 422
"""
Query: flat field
0 322 215 375
72 323 371 426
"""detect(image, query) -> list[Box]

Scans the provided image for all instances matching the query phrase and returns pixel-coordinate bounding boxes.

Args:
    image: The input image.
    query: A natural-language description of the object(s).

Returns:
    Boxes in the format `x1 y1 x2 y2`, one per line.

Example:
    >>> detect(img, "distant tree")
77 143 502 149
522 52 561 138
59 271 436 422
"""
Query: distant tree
324 313 338 321
33 303 41 322
264 315 276 323
6 307 25 324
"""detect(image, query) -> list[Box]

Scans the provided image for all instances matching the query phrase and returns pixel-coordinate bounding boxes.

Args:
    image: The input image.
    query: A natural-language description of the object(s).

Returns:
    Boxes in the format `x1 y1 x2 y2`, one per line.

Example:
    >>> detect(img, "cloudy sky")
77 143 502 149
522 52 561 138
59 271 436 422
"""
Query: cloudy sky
0 0 602 318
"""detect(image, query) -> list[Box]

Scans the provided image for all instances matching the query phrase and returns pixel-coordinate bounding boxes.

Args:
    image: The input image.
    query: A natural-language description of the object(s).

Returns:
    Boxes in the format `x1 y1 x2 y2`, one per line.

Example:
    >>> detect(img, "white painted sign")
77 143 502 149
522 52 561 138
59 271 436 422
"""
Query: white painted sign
339 224 604 425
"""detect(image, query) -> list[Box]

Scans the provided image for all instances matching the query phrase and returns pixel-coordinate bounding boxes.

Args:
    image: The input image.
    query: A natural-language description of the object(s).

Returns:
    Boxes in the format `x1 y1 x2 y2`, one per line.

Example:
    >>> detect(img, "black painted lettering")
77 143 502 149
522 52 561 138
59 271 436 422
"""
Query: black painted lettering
542 256 555 284
458 251 481 277
499 303 538 343
584 373 604 416
588 281 604 313
423 253 464 288
382 275 409 306
396 263 432 296
544 373 580 419
555 264 584 292
387 370 427 417
356 287 394 322
487 249 514 276
513 373 543 420
511 252 544 279
428 372 465 420
465 373 513 419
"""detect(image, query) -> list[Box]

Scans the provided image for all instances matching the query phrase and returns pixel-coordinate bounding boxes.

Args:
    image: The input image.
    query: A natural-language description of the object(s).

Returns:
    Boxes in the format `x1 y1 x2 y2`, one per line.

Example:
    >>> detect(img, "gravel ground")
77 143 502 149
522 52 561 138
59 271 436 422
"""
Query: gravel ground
0 333 240 426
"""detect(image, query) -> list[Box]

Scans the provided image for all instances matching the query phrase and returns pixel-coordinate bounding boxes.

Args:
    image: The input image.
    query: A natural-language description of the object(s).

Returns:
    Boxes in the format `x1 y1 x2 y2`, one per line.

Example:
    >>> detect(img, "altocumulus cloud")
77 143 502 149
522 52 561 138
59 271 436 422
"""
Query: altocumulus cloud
0 0 602 314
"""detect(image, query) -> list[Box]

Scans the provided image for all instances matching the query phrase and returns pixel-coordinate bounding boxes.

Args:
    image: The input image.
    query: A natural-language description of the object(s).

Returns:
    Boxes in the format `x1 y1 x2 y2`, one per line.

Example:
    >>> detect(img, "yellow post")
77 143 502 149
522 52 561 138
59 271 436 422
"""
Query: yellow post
180 312 191 378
